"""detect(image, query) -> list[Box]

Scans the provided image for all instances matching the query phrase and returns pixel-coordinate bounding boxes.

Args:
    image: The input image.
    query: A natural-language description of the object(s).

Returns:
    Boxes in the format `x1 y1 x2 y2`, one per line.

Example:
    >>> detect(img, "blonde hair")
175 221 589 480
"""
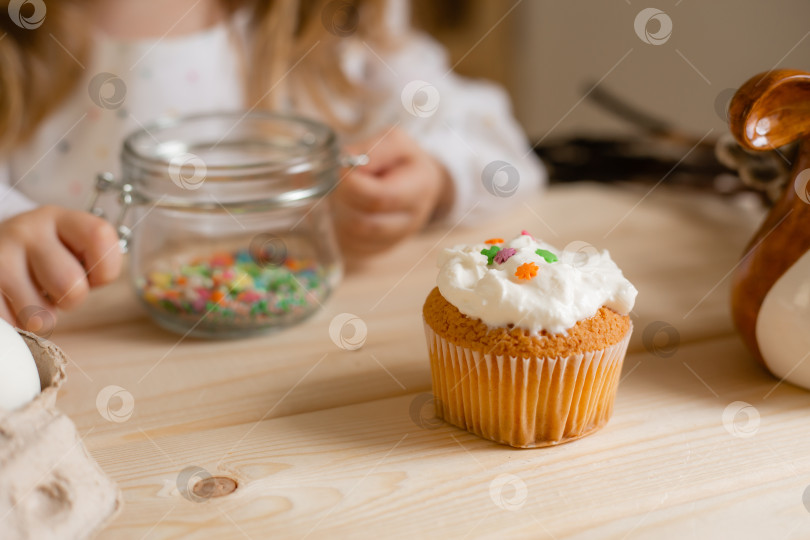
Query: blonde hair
0 1 90 155
0 0 395 155
242 0 394 130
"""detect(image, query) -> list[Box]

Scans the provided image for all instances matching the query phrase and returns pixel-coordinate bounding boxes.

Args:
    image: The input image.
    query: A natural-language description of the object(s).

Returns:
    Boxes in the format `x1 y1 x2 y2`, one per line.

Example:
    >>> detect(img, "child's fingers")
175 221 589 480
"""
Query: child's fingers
337 168 422 214
29 241 90 310
0 295 16 327
55 211 123 286
336 171 403 213
334 205 413 254
0 262 55 330
345 127 412 175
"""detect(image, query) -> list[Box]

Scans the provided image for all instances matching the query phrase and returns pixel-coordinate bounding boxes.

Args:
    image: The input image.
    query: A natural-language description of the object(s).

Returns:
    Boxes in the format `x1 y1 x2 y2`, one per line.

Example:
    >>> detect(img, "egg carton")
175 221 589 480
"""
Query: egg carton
0 332 122 539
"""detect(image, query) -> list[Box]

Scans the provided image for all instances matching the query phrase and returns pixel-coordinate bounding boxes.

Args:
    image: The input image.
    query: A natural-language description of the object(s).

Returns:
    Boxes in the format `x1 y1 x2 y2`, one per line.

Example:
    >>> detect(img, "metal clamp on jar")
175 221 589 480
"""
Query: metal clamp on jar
90 111 365 338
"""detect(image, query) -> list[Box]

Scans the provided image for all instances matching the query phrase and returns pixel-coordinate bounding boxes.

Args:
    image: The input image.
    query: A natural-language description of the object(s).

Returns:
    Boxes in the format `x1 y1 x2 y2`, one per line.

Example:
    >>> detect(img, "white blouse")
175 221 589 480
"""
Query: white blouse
0 10 544 226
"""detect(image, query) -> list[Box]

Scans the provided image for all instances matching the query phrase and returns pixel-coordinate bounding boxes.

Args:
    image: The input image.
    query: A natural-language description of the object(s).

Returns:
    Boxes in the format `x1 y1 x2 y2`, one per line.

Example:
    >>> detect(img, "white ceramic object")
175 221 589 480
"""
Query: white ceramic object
757 251 810 389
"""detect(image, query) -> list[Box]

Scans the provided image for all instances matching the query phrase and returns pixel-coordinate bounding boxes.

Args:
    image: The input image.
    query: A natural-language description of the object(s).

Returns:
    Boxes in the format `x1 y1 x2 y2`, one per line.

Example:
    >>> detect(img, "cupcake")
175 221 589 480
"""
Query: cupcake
422 231 637 448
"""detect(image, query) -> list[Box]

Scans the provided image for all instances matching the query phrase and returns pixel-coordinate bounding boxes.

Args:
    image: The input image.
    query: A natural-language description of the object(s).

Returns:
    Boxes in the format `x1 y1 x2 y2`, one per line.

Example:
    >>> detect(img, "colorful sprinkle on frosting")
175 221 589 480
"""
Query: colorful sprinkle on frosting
494 247 517 264
515 262 539 280
484 238 504 245
436 232 638 334
535 248 558 263
481 245 501 265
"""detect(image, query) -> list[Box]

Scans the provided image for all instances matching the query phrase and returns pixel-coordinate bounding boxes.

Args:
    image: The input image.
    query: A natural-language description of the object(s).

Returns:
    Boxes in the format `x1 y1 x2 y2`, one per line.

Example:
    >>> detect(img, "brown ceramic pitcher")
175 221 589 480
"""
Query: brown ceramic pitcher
729 69 810 389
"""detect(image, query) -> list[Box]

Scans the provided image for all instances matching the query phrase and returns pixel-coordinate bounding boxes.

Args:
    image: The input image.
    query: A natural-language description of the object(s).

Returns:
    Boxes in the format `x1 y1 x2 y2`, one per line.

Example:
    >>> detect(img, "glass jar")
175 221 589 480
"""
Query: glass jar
91 112 352 339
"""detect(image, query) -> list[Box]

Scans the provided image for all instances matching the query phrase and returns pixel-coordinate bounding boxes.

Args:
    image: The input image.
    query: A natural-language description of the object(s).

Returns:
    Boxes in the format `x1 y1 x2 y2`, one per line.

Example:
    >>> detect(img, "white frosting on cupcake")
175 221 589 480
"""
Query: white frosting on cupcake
436 233 638 335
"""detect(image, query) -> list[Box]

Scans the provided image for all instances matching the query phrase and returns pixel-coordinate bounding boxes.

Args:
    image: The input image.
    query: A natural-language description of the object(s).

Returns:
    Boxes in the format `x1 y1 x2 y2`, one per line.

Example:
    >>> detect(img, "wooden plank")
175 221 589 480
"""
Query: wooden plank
88 336 810 539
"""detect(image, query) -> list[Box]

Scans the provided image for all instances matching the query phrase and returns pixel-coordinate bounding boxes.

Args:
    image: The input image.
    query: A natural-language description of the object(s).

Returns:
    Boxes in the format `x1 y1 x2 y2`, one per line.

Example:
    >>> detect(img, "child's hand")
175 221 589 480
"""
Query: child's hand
0 206 123 331
334 127 454 256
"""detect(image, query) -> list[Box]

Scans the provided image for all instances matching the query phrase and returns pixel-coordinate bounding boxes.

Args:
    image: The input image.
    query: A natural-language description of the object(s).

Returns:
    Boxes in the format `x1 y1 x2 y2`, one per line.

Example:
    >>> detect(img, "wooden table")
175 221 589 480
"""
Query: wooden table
50 183 810 539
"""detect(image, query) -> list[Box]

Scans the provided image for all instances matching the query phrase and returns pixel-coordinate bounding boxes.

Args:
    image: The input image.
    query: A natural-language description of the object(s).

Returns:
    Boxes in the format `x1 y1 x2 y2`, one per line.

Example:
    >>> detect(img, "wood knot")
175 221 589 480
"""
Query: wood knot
191 476 237 499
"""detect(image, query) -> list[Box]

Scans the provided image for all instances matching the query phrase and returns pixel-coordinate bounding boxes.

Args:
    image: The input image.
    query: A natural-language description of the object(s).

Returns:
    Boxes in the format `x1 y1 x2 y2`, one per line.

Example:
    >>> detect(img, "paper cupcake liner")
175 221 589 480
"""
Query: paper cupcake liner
424 321 632 448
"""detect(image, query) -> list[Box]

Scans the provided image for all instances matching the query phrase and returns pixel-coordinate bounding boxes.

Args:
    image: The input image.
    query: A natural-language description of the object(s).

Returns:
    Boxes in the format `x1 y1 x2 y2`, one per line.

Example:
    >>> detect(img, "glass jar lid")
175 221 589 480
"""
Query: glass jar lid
120 111 340 211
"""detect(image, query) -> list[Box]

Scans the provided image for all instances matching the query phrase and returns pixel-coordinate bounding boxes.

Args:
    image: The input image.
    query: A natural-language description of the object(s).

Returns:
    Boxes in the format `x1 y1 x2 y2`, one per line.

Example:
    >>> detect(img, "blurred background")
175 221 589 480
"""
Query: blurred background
413 0 810 139
412 0 810 196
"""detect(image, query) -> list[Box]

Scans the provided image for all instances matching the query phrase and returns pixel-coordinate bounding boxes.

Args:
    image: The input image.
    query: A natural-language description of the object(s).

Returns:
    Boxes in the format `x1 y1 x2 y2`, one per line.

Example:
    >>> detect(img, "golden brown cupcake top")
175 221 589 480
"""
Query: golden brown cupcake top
423 287 630 358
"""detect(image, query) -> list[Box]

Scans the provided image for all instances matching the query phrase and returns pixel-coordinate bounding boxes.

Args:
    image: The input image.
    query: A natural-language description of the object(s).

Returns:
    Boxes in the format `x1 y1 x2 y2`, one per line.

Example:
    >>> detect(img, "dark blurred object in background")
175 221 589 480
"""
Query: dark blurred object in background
532 83 796 207
536 136 723 185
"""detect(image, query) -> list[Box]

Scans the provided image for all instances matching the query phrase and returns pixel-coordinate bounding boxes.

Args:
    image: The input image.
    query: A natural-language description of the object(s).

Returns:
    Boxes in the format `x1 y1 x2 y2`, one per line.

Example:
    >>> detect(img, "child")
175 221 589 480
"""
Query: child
0 0 543 330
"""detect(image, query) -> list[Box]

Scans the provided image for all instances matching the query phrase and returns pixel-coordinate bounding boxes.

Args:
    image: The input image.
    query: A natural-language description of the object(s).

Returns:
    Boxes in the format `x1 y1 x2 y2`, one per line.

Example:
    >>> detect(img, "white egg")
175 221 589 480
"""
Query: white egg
0 319 41 410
